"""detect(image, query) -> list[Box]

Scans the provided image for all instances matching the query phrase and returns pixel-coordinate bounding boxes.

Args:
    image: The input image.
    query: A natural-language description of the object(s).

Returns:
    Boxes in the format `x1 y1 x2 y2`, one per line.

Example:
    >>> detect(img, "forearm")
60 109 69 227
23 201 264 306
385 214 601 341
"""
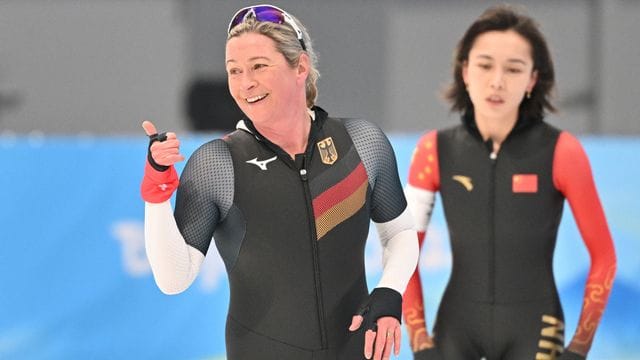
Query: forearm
402 231 434 352
374 207 419 294
566 255 616 355
402 184 437 351
145 201 204 294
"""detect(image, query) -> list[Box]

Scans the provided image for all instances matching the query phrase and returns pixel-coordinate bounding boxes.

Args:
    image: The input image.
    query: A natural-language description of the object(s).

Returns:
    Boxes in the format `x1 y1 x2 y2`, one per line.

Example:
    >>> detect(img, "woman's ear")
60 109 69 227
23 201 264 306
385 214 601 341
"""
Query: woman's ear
296 53 310 83
461 60 470 88
527 69 539 93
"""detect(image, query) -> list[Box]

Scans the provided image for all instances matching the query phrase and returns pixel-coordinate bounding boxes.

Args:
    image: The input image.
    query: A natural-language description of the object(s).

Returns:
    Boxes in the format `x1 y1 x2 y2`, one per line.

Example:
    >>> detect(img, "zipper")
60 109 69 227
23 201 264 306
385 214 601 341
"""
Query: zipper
299 154 328 348
488 150 497 304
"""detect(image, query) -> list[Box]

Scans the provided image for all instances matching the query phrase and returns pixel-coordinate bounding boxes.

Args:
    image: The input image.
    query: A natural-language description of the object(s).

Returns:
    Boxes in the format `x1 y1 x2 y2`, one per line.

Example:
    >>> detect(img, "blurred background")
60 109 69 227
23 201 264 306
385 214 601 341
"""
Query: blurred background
1 0 638 359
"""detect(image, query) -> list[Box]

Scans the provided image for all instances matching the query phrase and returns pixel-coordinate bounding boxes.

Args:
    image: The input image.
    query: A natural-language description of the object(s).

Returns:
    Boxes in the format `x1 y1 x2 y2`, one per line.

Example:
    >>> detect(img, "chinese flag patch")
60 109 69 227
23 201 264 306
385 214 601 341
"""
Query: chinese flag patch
512 174 538 193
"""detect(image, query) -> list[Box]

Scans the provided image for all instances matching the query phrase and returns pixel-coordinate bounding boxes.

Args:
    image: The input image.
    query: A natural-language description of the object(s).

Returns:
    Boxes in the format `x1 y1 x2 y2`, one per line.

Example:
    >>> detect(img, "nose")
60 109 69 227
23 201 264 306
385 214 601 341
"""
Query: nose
490 70 504 90
240 72 257 91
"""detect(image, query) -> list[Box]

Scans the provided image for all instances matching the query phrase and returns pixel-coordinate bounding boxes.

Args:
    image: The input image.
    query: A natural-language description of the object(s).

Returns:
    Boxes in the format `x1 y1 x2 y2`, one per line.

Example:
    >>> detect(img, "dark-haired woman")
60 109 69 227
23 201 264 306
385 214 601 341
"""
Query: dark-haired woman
403 5 616 360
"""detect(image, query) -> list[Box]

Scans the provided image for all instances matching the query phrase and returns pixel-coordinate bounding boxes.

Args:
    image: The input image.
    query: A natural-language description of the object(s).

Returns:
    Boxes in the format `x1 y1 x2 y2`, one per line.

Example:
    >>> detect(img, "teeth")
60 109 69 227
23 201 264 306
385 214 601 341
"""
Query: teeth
246 94 267 103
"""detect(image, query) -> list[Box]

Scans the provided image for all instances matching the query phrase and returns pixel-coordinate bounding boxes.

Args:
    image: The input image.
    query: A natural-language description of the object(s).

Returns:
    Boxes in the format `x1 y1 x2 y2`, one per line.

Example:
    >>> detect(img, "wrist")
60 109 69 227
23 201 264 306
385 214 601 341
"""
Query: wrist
147 132 169 171
356 287 402 331
558 349 586 360
141 161 179 203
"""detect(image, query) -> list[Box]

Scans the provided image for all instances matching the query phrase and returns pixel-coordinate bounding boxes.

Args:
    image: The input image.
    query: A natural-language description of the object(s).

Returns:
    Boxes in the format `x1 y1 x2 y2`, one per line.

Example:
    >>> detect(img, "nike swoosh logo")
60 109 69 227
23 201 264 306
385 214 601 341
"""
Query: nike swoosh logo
452 175 473 191
246 156 277 171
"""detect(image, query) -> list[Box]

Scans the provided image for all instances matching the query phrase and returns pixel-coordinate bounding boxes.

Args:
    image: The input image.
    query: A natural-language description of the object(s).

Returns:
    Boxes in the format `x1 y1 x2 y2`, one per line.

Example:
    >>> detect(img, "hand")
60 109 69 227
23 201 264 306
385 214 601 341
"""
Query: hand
556 349 586 360
349 315 400 360
142 120 185 168
413 347 441 360
348 288 403 360
140 120 182 203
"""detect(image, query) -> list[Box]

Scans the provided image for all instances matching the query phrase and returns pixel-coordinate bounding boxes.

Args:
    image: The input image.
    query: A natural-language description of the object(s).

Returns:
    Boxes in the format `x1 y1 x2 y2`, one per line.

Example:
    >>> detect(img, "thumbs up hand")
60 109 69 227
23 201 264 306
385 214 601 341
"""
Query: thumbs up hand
142 120 185 169
140 120 181 203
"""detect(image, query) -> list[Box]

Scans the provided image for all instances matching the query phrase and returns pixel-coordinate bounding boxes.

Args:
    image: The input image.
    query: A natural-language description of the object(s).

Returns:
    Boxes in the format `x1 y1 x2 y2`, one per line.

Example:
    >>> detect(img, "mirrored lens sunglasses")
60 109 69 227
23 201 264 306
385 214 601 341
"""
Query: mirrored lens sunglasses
227 4 307 51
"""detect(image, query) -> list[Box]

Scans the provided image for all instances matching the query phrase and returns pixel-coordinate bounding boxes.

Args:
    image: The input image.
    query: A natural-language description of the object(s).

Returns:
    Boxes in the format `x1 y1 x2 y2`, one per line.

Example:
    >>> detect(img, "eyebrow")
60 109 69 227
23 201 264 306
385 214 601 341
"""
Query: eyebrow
475 54 528 65
226 56 272 65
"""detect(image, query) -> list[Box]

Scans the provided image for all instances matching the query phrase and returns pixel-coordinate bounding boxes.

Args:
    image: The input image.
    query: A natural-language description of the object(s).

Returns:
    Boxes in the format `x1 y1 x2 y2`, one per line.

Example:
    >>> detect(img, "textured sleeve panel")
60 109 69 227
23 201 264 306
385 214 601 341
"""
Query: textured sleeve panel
344 118 407 223
174 139 235 255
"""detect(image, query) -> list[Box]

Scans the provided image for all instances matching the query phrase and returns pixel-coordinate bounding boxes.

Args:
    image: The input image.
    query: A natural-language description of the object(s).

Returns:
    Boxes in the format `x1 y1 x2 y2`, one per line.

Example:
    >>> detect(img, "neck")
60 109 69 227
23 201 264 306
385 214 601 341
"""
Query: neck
474 112 518 153
254 107 311 158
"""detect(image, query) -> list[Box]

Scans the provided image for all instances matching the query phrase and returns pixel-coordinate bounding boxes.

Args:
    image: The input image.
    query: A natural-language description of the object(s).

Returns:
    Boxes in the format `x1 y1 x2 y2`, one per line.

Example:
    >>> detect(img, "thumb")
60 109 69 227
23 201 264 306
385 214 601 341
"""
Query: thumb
141 120 158 136
349 315 363 332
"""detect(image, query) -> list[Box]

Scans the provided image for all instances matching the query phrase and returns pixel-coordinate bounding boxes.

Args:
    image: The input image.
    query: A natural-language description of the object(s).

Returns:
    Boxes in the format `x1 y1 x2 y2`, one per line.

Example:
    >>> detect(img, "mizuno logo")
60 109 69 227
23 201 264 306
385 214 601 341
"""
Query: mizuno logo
452 175 473 191
246 156 277 170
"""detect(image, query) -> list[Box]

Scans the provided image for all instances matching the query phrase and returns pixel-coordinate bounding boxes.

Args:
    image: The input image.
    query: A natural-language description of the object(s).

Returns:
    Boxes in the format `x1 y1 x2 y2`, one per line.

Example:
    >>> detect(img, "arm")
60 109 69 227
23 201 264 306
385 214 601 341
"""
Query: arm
374 207 419 294
403 131 440 358
359 208 419 360
345 119 419 360
140 121 208 294
553 132 617 358
144 201 205 294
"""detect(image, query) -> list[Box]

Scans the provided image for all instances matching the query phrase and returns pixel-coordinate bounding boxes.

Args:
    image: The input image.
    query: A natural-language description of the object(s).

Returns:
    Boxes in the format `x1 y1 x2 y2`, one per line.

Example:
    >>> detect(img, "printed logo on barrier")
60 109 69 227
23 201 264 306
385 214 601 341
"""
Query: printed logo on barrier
112 221 151 276
246 156 277 170
317 137 338 165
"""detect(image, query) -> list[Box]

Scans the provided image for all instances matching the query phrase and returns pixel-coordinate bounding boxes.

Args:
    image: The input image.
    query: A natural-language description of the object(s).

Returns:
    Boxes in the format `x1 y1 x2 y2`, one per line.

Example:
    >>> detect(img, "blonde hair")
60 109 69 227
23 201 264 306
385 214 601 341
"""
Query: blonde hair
228 16 320 108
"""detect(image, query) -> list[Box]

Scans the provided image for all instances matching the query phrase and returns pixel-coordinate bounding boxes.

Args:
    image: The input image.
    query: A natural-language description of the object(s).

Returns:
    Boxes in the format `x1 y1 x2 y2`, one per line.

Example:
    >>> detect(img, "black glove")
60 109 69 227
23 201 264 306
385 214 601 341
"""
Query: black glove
413 347 442 360
147 132 169 171
355 287 402 331
557 349 586 360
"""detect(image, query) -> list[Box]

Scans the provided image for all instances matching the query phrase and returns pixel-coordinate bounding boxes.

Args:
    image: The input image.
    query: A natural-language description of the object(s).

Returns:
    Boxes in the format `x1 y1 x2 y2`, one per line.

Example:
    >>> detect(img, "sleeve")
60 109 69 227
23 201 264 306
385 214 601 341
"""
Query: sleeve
402 130 440 352
343 118 419 296
553 131 617 356
145 140 233 294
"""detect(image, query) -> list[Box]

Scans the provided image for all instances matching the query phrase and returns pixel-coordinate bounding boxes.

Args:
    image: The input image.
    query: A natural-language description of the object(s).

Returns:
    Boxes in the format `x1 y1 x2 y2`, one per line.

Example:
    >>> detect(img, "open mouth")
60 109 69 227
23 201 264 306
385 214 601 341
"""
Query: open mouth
486 95 504 105
246 93 269 104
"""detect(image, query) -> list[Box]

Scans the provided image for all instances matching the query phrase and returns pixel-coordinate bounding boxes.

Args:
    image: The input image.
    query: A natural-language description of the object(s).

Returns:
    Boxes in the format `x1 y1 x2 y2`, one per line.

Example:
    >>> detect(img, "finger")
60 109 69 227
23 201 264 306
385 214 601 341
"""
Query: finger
154 148 183 159
394 326 401 355
142 120 157 136
153 149 183 161
150 143 184 165
381 328 393 360
364 329 376 359
349 315 363 331
150 138 181 152
154 154 185 166
373 328 387 360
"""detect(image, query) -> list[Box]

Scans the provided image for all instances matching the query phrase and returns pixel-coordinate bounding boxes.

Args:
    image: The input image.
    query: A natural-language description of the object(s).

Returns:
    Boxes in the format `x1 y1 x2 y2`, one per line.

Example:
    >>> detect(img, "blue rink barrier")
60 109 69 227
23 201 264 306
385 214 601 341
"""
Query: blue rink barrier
0 134 638 359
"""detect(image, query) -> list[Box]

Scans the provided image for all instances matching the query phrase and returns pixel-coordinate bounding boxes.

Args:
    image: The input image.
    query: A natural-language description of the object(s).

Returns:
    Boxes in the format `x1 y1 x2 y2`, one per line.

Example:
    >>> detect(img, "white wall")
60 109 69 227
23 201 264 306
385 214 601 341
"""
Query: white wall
0 0 187 134
1 0 638 135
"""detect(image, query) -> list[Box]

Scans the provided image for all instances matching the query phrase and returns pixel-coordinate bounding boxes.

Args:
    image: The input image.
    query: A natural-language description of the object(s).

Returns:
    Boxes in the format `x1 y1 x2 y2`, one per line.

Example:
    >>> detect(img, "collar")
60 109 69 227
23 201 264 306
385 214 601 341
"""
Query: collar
235 105 328 138
461 109 542 141
234 106 330 168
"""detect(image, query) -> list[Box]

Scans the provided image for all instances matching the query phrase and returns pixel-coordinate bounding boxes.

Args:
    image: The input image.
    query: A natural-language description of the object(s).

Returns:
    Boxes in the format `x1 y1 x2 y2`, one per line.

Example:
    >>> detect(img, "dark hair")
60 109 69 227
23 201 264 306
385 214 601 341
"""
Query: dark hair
444 4 556 119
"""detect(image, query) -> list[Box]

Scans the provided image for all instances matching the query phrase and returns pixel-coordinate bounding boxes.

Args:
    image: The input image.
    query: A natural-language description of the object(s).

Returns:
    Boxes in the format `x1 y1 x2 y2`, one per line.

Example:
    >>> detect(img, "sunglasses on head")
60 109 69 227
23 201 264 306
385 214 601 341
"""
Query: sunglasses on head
227 4 307 51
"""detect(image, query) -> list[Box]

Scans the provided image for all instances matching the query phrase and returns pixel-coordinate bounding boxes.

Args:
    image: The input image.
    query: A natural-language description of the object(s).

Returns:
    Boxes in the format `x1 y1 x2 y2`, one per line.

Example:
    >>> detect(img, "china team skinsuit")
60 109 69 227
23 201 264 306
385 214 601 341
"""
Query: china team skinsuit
403 112 616 360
